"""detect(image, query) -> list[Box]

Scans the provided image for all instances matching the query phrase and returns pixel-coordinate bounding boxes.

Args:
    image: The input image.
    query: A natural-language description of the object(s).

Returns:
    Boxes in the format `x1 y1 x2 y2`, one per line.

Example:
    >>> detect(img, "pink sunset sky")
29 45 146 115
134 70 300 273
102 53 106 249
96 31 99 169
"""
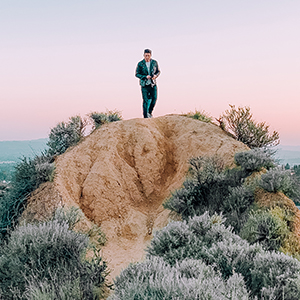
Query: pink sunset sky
1 1 299 145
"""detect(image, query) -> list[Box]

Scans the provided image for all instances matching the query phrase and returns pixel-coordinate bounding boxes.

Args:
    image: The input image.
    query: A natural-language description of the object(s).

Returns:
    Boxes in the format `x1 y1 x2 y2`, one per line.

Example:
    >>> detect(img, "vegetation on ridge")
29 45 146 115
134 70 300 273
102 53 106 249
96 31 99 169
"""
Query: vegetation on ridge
111 149 300 299
182 109 212 123
89 110 122 130
182 105 280 150
221 105 280 149
2 105 300 299
164 149 300 251
0 110 122 240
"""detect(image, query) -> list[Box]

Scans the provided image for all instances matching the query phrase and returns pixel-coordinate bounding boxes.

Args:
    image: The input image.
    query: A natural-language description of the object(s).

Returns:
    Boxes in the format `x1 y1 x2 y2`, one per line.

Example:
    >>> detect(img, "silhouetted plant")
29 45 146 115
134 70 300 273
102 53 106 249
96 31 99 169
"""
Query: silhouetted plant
222 105 280 148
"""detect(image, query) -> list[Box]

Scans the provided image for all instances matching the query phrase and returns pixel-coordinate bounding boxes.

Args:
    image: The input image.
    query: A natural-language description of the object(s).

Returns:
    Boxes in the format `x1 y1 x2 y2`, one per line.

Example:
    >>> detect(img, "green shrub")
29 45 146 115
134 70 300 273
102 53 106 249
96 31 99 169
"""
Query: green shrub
0 209 108 299
147 212 250 267
47 116 86 156
89 110 122 129
221 185 255 232
0 153 54 239
87 223 107 248
145 212 300 298
164 150 295 236
0 220 86 297
147 213 260 281
164 156 254 231
13 153 54 191
0 115 89 239
183 109 212 123
23 277 83 300
235 148 275 172
259 167 300 202
240 209 289 251
109 257 249 300
222 105 280 148
164 156 227 220
251 251 300 299
50 206 83 230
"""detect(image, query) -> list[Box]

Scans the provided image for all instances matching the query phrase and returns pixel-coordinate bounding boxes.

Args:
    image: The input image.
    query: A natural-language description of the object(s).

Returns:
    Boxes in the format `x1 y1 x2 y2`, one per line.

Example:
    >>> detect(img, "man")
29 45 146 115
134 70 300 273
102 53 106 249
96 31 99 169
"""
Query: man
135 49 161 118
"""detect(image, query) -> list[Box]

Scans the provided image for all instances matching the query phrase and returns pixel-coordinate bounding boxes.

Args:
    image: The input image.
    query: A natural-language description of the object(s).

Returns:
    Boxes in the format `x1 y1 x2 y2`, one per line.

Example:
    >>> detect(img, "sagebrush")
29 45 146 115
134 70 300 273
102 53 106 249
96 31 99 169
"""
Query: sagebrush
0 207 109 299
111 212 300 299
182 109 212 123
0 153 54 239
222 105 280 148
89 110 122 129
47 115 86 156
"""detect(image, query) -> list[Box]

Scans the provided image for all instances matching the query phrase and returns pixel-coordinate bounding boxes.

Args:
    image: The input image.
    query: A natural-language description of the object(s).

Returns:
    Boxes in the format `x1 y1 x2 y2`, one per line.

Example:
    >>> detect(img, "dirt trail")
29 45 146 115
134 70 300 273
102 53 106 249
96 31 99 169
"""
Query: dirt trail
23 115 249 278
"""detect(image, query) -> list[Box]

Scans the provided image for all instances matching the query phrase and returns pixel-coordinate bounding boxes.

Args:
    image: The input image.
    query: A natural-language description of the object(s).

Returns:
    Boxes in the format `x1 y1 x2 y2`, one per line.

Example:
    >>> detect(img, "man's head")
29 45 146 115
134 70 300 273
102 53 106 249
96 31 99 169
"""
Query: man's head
144 49 152 62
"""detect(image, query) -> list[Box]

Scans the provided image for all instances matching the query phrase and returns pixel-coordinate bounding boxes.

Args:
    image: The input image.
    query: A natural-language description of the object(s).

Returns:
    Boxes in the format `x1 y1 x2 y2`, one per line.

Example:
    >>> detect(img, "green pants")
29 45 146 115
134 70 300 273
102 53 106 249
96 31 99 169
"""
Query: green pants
141 85 157 118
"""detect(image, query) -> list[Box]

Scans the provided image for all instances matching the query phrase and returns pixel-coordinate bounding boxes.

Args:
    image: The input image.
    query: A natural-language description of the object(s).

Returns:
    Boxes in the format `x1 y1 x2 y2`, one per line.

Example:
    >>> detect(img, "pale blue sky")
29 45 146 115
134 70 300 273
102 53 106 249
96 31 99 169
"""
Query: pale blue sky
1 1 300 144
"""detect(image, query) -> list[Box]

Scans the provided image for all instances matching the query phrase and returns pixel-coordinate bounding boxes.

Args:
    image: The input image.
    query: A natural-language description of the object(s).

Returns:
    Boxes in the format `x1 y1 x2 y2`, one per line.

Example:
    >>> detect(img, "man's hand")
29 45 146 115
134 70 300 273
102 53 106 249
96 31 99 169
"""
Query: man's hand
152 75 157 80
146 75 151 79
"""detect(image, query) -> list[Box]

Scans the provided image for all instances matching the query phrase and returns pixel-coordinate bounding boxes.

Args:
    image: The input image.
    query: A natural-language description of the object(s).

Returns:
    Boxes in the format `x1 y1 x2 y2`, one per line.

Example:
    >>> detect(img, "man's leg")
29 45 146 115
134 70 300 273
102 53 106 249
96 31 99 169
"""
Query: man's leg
141 86 151 118
148 85 157 116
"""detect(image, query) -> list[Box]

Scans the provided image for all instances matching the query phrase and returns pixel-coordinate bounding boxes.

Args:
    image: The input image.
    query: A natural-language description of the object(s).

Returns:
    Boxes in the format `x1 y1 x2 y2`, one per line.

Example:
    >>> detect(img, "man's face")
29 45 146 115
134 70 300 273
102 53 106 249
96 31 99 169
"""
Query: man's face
144 53 151 62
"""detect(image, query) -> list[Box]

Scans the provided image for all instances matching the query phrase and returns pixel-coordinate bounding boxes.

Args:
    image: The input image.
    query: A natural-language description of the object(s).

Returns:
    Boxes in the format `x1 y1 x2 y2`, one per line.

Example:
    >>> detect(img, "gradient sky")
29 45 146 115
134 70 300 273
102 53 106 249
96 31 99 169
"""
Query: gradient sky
1 0 299 145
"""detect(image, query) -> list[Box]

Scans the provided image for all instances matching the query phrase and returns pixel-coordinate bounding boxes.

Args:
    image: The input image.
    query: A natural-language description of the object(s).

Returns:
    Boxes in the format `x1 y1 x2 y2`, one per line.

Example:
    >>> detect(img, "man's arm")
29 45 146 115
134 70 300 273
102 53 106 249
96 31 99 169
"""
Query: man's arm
152 61 161 79
135 62 147 80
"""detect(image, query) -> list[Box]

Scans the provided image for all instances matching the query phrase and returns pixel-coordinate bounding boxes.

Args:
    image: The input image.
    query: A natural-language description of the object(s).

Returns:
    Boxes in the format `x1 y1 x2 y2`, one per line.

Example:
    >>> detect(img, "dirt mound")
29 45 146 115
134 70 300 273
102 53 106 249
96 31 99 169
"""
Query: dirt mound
23 115 248 278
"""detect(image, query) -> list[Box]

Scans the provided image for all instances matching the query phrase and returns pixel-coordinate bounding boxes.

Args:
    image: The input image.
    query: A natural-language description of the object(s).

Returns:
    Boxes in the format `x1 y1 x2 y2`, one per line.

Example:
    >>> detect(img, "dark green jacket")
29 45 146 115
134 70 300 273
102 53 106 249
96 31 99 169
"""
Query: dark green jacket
135 59 161 87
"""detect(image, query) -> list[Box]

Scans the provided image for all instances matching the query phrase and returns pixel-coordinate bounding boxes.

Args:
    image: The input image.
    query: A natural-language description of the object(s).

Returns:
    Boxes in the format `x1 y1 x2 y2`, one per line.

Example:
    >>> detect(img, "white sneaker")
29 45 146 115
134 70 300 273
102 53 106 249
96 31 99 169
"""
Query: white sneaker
147 113 152 118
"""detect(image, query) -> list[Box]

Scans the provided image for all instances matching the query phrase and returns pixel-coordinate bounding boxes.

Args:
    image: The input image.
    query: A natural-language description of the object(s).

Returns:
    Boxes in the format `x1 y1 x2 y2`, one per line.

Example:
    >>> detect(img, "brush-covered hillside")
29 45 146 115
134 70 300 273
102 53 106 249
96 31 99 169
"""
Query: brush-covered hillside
2 110 300 299
22 115 249 278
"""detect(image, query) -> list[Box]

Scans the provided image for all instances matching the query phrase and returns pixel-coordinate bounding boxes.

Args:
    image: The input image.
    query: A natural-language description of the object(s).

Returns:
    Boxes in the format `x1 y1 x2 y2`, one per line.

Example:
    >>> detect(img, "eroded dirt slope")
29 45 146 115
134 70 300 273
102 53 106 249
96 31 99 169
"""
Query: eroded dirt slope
24 115 249 278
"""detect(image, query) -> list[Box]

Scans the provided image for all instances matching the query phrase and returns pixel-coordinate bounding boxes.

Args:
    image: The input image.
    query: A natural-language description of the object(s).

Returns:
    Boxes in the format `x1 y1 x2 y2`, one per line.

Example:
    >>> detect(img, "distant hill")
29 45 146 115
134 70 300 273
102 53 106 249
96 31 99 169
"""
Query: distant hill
274 145 300 166
0 138 48 181
0 138 48 162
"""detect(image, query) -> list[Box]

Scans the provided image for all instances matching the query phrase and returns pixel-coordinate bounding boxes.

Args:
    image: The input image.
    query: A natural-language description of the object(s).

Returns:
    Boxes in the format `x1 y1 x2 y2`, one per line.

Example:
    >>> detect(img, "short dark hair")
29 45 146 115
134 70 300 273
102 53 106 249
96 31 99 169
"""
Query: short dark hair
144 49 152 54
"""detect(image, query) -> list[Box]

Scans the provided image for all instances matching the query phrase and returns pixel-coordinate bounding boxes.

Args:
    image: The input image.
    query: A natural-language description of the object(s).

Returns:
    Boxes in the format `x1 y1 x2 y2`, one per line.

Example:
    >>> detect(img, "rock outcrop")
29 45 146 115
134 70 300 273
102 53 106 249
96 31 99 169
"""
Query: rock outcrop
23 115 249 278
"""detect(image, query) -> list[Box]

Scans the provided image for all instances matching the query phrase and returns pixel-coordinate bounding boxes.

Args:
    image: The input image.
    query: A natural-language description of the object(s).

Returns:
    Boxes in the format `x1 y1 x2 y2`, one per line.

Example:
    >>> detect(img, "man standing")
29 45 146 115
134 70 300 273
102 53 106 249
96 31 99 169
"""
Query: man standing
135 49 161 118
